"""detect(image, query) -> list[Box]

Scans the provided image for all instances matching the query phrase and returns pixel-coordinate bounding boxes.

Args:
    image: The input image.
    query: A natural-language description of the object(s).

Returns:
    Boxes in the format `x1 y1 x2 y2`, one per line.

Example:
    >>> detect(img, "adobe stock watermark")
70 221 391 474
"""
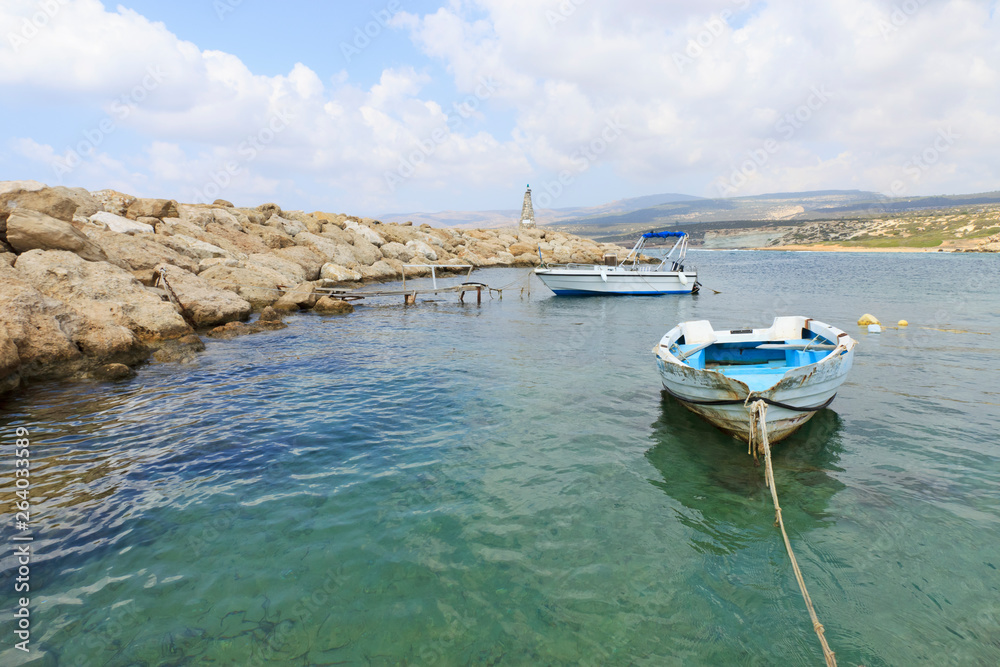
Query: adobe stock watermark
533 116 626 208
673 0 751 73
52 66 167 178
191 108 294 204
383 76 500 193
5 0 67 52
340 0 400 62
714 84 831 196
213 0 244 21
876 0 929 39
888 126 960 197
546 0 586 26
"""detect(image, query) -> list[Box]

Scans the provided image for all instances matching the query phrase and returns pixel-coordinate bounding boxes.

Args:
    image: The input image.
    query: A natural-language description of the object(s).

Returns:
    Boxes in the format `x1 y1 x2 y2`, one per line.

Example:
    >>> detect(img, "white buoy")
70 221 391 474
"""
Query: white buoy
868 324 882 333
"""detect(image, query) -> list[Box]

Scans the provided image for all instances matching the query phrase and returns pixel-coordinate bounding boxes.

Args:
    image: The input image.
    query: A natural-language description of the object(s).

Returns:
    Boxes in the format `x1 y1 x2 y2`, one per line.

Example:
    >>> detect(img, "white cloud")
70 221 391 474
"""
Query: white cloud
2 0 998 213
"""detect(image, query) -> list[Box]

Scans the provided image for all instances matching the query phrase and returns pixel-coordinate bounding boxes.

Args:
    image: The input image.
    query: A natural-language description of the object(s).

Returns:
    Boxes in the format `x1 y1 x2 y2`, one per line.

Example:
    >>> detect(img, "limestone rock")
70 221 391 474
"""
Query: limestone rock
85 228 200 274
247 224 295 250
151 334 206 363
406 239 438 261
235 208 268 226
155 264 252 326
272 281 322 312
246 253 308 284
91 211 154 234
282 211 323 234
256 306 288 330
350 236 383 266
0 263 85 378
359 260 399 280
196 263 284 309
1 187 80 225
272 246 325 281
203 223 268 255
0 328 20 394
5 208 108 261
508 242 536 256
1 252 15 267
214 199 234 207
256 203 282 219
126 198 180 220
160 234 231 260
267 214 307 236
206 321 267 339
320 263 362 282
16 250 193 344
91 190 136 216
198 257 239 272
92 363 136 381
294 232 357 266
380 241 413 262
312 296 354 314
0 180 46 196
344 219 385 246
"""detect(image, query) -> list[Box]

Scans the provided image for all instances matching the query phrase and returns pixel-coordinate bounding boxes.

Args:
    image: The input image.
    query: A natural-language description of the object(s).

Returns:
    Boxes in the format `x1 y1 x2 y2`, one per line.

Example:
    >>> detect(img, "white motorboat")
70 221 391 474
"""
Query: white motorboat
653 316 856 444
535 231 698 295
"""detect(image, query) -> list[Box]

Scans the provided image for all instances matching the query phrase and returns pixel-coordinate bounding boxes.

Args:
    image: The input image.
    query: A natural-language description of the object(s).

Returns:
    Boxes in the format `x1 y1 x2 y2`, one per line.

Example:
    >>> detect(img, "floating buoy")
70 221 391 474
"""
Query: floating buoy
858 313 880 326
898 320 908 327
868 324 882 333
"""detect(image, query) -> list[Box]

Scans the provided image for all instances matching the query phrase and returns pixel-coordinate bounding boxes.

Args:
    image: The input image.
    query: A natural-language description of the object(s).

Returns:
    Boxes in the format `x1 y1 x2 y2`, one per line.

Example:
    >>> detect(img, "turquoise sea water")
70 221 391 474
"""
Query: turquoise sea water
2 250 999 666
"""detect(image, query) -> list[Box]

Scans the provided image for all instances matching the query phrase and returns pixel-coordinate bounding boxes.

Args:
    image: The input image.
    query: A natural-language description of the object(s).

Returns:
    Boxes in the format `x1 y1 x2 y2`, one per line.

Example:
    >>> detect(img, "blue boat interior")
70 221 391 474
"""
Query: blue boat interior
672 334 834 392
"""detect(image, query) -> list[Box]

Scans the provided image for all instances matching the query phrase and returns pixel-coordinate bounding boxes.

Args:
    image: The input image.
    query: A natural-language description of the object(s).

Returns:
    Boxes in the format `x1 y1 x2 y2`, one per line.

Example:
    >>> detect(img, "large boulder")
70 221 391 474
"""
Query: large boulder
157 233 231 260
267 214 307 236
272 246 325 281
126 198 179 220
344 219 385 246
349 236 383 266
380 241 413 262
246 253 309 284
272 281 323 312
196 263 284 310
1 186 79 225
0 328 21 393
406 239 438 261
91 190 136 216
245 223 294 249
16 250 193 344
91 211 154 234
319 263 362 282
312 296 354 314
0 180 46 196
154 264 252 326
203 223 269 255
5 209 108 261
359 260 399 280
0 263 85 379
294 232 358 266
84 228 200 274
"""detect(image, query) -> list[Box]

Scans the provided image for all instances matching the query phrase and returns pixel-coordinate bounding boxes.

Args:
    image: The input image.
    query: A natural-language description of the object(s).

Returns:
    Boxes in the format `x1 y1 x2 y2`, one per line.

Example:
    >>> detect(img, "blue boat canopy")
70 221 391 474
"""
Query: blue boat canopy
641 230 686 239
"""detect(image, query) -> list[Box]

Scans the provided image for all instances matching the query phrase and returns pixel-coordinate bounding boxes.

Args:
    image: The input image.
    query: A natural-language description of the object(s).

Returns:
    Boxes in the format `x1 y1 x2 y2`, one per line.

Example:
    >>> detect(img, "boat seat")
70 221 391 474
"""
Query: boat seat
679 320 716 345
717 365 790 392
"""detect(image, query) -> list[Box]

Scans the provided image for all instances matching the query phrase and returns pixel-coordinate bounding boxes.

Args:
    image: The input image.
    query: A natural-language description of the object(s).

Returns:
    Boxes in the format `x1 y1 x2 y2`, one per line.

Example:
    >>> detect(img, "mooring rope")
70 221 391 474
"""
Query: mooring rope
748 399 838 667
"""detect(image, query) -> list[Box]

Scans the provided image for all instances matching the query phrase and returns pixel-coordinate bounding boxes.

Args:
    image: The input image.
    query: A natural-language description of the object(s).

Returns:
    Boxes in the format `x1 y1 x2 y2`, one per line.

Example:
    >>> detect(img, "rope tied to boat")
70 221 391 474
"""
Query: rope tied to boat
748 399 838 667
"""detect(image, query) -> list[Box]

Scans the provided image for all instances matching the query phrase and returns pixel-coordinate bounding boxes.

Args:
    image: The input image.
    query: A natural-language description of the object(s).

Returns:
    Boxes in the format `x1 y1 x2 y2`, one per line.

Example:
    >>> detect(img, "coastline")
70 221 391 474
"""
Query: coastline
749 243 945 252
0 180 627 396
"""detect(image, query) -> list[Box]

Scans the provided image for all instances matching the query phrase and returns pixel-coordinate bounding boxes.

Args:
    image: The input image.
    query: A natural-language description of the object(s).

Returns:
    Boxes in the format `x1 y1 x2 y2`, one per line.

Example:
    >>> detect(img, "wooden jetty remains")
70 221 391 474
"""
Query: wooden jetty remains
311 264 493 305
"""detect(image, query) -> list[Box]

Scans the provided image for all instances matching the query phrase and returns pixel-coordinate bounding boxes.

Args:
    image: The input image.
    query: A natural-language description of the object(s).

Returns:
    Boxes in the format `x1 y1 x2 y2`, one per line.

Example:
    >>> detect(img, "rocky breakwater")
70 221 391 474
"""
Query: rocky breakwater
0 180 626 395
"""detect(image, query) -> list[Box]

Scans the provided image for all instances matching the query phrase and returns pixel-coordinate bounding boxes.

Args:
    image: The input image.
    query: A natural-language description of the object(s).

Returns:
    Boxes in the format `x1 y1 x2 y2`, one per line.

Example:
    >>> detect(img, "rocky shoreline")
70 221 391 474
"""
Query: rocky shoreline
0 180 627 396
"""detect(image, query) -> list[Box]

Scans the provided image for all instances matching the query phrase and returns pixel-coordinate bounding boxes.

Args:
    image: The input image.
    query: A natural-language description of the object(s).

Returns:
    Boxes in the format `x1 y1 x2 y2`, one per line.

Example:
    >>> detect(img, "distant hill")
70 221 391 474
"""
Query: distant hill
379 192 703 229
380 189 1000 243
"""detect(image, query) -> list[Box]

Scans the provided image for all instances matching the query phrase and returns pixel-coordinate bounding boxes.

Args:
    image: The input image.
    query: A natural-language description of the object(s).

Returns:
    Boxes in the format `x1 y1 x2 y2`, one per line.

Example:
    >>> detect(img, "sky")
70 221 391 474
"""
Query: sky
1 0 998 217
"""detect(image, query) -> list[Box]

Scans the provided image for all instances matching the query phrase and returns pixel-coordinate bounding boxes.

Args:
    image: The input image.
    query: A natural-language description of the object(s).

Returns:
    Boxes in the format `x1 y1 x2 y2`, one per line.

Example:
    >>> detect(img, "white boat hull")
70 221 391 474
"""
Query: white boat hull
653 317 856 443
536 267 697 295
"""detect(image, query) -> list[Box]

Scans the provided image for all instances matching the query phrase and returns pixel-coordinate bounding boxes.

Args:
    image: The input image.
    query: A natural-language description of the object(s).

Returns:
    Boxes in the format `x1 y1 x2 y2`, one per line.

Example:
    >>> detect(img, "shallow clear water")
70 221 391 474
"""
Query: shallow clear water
2 251 999 666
